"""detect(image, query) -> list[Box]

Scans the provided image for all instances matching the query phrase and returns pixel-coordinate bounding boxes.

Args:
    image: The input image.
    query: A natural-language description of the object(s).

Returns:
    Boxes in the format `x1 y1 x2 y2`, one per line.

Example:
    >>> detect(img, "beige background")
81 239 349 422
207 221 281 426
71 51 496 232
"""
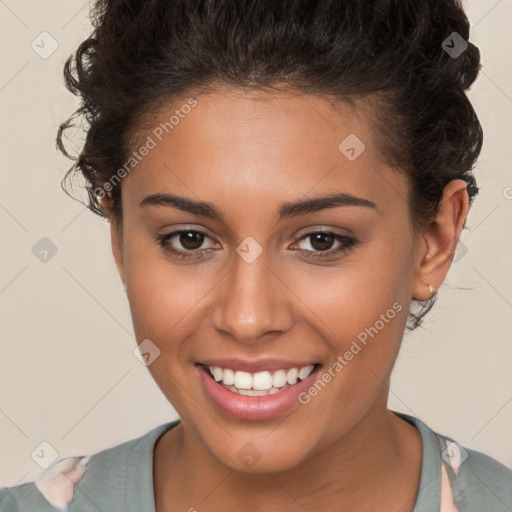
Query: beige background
1 0 511 485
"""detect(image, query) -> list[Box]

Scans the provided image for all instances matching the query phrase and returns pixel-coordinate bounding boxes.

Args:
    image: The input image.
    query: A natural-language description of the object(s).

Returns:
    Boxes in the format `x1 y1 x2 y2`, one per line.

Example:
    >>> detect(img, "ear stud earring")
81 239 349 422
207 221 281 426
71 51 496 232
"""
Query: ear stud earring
428 284 436 295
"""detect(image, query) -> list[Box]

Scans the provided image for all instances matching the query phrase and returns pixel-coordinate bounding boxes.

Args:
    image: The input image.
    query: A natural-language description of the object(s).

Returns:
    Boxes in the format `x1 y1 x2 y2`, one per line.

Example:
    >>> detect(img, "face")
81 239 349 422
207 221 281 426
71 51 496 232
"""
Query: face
109 87 428 473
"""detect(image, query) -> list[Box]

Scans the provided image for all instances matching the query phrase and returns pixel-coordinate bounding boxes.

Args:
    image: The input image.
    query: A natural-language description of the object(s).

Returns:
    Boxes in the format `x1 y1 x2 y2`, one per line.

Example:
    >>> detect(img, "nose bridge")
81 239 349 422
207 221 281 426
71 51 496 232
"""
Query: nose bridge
211 244 292 342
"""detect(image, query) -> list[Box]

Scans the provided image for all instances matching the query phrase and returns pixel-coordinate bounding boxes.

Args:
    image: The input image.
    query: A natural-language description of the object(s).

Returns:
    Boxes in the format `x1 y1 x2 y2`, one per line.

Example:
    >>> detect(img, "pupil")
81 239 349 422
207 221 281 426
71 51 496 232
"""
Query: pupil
311 233 334 251
180 231 204 250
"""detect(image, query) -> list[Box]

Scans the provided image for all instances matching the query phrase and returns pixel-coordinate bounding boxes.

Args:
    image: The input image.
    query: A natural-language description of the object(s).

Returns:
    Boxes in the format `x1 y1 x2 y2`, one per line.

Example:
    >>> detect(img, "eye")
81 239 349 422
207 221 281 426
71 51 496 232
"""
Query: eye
155 228 358 262
292 231 358 259
155 229 219 260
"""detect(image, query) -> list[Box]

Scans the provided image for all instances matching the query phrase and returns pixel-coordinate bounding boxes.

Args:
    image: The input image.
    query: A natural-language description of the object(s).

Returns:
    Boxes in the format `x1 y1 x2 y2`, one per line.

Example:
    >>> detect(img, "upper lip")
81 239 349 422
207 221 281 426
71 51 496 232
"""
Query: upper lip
196 358 320 374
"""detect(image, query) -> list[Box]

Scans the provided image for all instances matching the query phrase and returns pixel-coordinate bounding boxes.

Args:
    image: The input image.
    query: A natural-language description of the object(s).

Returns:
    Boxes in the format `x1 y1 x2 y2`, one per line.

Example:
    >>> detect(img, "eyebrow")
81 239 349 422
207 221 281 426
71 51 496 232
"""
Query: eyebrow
139 191 378 221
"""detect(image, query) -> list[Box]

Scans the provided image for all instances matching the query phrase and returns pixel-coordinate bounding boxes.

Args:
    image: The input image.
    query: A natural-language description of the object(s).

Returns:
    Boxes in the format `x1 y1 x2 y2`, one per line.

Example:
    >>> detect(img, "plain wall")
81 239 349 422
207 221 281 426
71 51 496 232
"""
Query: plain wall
0 0 511 484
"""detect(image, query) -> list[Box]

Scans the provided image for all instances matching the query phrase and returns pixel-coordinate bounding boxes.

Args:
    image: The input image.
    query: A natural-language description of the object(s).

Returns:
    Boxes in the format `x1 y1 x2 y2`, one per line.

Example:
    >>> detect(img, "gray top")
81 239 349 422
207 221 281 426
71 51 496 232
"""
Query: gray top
1 411 511 511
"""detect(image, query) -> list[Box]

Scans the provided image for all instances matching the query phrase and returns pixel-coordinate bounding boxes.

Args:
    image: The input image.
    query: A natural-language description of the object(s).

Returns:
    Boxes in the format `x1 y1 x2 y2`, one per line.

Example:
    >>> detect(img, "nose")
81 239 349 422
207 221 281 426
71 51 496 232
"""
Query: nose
210 248 294 344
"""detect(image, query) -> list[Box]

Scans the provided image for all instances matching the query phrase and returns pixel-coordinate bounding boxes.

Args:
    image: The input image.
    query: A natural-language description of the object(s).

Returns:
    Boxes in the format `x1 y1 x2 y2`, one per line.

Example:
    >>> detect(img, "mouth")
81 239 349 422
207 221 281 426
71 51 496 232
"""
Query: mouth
195 362 323 420
198 363 322 396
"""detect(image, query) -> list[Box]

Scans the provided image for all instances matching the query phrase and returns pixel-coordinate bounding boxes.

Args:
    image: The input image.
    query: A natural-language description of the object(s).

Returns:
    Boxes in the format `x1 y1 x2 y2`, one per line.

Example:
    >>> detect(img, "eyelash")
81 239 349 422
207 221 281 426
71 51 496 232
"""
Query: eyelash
155 229 359 261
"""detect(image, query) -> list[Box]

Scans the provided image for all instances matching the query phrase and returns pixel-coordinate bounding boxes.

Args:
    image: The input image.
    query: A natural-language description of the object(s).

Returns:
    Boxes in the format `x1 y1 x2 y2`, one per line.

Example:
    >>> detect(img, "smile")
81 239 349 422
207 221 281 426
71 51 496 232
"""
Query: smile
196 362 323 420
206 364 317 396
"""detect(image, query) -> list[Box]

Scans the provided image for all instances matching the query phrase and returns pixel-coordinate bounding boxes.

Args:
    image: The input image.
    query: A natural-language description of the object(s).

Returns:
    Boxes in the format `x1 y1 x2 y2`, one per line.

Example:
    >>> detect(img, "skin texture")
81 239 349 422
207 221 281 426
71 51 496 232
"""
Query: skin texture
105 86 468 511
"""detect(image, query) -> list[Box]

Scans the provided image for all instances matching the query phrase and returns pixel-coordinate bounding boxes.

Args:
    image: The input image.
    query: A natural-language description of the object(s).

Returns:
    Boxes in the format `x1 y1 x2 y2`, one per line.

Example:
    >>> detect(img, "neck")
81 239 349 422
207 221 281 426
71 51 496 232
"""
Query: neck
153 398 422 512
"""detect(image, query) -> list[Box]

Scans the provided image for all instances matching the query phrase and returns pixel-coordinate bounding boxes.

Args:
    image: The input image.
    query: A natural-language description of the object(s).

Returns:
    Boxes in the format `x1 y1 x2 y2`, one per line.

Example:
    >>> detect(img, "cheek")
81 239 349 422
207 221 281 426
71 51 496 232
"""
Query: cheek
121 232 196 340
292 234 413 392
287 232 413 331
126 259 216 344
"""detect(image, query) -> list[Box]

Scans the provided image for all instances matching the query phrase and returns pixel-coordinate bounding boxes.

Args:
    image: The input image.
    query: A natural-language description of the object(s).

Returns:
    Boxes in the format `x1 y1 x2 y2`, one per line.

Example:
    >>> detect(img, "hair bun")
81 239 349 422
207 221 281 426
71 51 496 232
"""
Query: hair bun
441 37 481 91
457 40 481 90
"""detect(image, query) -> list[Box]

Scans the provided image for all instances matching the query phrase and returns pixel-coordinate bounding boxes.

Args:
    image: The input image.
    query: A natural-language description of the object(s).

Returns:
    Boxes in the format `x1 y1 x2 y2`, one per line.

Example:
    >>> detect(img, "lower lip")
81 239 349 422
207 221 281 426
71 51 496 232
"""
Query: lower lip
196 363 322 421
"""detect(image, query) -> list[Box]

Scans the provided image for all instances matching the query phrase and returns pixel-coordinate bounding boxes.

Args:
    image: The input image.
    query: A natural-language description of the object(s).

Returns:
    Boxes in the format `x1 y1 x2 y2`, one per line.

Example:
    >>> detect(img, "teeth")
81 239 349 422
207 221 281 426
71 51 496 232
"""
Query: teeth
234 371 253 389
286 367 298 385
298 365 314 380
272 369 287 388
207 364 316 391
222 368 235 386
212 367 223 382
222 383 293 396
237 388 273 396
252 371 273 390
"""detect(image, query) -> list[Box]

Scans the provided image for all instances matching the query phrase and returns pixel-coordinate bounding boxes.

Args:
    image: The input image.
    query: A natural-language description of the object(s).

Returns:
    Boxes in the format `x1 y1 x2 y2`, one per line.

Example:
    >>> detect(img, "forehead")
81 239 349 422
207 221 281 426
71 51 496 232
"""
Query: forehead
121 87 409 220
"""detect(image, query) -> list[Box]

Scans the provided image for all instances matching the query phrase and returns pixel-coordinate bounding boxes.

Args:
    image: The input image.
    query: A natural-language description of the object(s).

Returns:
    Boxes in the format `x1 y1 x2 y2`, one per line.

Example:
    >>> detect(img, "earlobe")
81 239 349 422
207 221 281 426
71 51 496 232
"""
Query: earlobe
412 179 469 300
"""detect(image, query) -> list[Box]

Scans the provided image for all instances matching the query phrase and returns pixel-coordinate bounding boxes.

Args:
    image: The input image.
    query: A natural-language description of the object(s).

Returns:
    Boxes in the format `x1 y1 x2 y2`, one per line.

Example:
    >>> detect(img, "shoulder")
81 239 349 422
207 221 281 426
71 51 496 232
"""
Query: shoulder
436 432 512 510
397 411 512 511
0 456 90 512
0 421 179 512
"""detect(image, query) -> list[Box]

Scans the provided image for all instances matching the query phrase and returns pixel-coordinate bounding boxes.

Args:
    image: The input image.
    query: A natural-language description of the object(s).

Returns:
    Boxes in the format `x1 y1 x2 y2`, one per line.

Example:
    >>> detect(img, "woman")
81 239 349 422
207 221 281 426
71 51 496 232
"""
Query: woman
1 0 510 511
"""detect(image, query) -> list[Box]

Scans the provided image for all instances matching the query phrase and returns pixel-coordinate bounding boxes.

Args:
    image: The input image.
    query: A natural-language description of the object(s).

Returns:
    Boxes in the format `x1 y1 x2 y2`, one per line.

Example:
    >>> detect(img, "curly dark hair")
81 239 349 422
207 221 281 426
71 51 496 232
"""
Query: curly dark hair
57 0 483 330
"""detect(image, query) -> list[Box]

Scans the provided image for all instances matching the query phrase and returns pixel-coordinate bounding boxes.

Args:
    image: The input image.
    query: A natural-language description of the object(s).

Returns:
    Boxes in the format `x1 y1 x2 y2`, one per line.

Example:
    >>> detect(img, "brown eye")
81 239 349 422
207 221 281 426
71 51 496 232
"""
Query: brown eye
294 231 359 260
179 231 205 250
155 229 219 260
309 233 336 251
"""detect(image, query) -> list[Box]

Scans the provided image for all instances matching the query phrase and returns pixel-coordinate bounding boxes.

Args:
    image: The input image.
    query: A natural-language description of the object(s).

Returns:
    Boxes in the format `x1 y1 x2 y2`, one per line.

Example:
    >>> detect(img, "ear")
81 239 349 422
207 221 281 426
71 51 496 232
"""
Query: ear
412 179 469 300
